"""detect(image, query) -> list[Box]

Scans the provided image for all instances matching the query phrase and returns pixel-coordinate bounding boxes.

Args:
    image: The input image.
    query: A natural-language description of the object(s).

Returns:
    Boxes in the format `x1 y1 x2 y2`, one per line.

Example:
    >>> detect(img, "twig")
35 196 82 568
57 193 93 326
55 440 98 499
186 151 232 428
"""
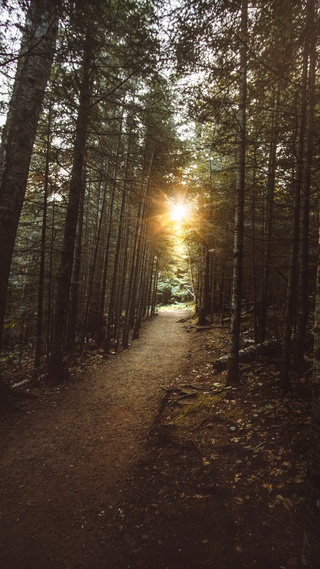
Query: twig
266 515 299 534
168 393 198 406
252 424 288 449
180 384 211 391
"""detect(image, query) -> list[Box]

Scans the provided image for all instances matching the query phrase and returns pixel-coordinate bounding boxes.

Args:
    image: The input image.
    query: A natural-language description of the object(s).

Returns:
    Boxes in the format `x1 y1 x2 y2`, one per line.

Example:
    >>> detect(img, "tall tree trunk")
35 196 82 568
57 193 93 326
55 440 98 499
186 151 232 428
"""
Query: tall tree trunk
105 184 129 349
115 213 131 350
0 0 58 405
34 101 52 368
83 175 109 342
96 171 117 347
197 244 210 326
96 118 124 348
105 120 132 351
66 163 87 353
259 85 280 344
227 0 247 386
150 256 159 316
123 197 145 348
300 222 320 568
249 144 259 342
280 26 309 390
49 32 93 382
123 149 153 348
295 0 317 370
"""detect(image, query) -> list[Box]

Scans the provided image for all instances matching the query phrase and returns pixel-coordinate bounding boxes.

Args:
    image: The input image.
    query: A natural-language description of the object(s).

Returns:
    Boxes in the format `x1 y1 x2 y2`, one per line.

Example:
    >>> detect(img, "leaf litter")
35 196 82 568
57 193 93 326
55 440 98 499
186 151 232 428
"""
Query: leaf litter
114 316 311 569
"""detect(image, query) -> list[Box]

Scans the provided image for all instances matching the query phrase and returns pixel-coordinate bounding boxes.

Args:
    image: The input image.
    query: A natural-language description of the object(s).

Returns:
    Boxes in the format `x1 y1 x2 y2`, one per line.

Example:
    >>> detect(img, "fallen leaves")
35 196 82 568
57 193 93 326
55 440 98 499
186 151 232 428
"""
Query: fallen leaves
149 319 311 567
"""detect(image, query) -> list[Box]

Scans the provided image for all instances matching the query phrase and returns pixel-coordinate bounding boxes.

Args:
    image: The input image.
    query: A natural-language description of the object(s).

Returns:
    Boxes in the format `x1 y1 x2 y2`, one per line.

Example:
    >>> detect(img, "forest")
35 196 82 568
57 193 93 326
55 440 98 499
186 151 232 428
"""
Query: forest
0 0 320 567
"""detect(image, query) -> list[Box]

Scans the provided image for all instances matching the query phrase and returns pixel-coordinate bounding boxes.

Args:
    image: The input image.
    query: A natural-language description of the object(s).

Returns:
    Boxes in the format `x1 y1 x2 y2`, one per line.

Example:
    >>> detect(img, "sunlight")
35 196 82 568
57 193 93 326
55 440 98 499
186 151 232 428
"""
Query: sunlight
168 201 190 224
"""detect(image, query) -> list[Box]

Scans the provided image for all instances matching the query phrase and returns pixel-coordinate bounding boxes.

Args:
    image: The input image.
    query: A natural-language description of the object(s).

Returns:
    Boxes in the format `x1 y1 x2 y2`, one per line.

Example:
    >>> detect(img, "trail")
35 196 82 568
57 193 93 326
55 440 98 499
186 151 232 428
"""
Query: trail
0 307 192 569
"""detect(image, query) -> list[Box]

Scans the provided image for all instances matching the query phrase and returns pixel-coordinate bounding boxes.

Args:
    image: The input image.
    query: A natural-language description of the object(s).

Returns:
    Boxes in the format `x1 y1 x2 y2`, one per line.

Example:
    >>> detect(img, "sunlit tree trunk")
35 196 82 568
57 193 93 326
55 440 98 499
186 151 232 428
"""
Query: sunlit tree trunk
150 256 159 316
146 254 157 317
198 244 210 326
227 0 247 386
0 0 58 404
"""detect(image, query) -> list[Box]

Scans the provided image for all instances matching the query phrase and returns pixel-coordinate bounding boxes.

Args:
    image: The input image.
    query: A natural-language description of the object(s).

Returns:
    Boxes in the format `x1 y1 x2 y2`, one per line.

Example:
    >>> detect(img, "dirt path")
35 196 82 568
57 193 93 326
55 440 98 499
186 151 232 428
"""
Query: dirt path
0 307 193 569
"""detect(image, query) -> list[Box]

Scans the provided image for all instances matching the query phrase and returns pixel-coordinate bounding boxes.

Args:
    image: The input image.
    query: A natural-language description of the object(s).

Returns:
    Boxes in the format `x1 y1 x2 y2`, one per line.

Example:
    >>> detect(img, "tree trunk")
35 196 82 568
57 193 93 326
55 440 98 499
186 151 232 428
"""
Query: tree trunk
83 175 109 342
295 0 317 370
123 197 145 348
150 256 159 316
300 222 320 568
34 101 52 368
197 244 210 326
105 120 132 351
259 85 280 344
96 170 117 347
0 0 58 405
227 0 247 386
49 31 93 383
66 163 87 353
123 148 154 348
280 26 309 390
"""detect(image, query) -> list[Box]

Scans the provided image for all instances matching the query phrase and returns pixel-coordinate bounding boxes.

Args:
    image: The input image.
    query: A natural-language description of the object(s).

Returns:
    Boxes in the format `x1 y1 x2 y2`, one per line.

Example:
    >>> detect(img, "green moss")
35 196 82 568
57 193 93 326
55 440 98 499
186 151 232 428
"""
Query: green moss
174 393 220 422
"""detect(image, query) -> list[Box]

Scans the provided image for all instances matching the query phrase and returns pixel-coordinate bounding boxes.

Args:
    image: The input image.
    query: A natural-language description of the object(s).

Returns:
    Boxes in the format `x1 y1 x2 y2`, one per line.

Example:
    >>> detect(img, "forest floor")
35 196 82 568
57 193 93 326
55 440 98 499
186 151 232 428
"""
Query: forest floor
0 307 311 569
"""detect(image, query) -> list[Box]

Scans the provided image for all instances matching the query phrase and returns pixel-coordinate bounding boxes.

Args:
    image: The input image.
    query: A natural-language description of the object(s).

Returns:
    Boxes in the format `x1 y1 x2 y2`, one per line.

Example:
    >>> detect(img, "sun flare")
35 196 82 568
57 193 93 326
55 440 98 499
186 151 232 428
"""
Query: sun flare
168 202 190 223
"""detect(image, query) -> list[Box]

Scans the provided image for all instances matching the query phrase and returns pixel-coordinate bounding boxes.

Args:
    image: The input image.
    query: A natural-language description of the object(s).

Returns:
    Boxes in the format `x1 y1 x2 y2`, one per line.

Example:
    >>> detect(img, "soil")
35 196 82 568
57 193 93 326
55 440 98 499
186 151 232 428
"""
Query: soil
0 307 310 569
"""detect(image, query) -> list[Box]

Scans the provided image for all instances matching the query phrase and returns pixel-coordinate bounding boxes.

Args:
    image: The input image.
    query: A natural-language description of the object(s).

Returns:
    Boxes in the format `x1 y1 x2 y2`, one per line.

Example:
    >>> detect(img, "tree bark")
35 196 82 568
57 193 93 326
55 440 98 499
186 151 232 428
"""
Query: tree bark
0 0 59 404
295 0 317 370
66 162 87 353
105 119 132 351
49 31 93 382
227 0 247 386
300 221 320 568
280 19 309 390
34 100 52 368
197 244 211 326
259 86 280 344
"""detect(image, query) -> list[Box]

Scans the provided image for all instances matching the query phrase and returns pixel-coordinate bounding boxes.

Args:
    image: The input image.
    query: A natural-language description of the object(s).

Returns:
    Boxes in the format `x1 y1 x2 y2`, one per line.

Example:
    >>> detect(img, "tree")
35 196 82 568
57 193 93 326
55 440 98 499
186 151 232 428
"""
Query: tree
49 26 94 383
301 223 320 567
295 0 317 370
0 0 59 406
226 0 248 386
